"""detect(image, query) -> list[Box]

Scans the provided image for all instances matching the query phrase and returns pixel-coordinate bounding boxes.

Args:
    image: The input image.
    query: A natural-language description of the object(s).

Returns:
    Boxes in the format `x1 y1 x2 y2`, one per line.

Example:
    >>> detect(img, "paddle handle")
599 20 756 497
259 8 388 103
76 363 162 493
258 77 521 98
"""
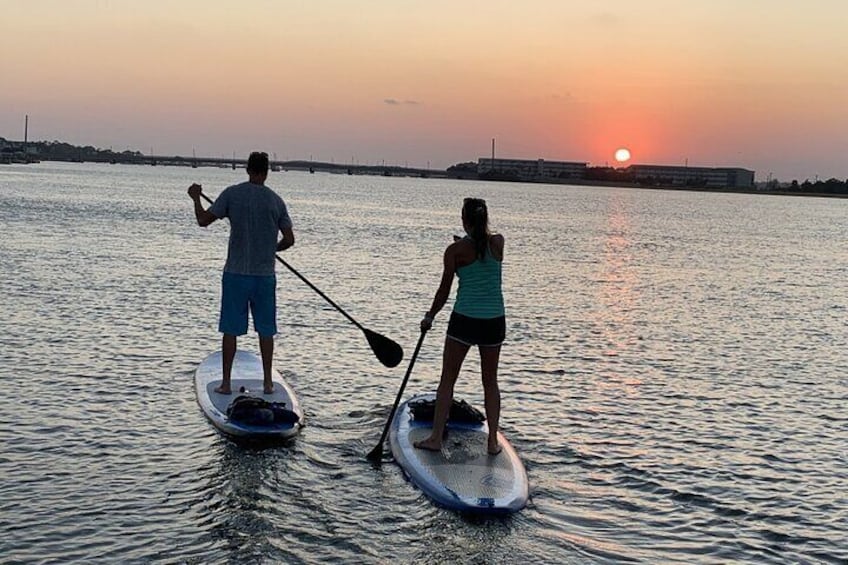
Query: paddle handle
368 329 427 460
273 255 362 330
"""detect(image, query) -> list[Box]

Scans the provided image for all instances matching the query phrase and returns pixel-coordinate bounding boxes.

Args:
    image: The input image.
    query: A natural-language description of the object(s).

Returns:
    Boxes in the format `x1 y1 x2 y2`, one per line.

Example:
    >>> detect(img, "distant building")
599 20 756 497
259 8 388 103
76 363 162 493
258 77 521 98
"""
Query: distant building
625 164 755 188
0 139 38 154
477 157 587 180
0 139 40 163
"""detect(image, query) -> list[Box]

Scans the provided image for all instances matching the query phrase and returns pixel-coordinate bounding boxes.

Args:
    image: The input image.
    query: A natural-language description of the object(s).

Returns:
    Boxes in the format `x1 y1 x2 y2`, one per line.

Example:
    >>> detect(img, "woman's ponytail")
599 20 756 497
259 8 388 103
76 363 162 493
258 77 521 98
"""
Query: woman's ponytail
462 198 490 260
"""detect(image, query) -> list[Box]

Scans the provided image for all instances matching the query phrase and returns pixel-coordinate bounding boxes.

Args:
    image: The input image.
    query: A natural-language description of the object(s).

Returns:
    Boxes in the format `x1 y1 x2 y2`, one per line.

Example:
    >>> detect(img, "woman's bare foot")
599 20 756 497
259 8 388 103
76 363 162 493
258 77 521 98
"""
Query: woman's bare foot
214 384 232 395
414 437 442 452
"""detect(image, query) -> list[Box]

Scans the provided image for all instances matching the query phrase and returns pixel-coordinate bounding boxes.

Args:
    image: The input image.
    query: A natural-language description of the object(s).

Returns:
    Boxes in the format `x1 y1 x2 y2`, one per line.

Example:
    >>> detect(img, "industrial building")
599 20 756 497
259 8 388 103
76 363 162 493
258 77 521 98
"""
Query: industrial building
624 164 755 188
476 155 754 189
477 157 588 180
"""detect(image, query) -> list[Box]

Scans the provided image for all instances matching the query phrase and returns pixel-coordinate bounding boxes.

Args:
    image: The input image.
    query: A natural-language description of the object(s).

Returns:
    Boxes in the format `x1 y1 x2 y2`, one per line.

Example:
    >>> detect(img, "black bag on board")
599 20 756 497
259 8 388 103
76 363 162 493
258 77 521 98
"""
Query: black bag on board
408 397 485 424
226 395 300 426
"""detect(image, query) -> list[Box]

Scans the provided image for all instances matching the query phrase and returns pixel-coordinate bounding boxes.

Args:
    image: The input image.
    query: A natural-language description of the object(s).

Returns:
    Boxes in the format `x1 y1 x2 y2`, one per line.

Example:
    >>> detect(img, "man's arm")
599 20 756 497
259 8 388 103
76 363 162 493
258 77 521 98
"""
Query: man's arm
276 227 295 251
187 183 218 227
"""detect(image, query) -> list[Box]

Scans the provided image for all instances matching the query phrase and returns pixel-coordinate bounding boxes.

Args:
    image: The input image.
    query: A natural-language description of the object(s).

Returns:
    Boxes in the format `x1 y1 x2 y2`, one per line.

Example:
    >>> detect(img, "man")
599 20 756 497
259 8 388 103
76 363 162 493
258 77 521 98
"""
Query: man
188 151 295 395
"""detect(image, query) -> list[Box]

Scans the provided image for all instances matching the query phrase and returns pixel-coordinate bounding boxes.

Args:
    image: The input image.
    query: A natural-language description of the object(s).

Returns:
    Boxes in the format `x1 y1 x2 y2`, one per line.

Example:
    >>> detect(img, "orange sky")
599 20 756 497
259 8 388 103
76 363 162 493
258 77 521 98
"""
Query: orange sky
2 0 846 180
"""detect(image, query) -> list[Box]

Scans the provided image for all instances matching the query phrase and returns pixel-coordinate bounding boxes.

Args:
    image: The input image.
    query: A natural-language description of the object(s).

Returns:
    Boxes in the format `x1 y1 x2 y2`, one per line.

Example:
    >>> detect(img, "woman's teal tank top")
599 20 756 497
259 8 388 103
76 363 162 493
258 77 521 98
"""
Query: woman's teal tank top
453 238 505 319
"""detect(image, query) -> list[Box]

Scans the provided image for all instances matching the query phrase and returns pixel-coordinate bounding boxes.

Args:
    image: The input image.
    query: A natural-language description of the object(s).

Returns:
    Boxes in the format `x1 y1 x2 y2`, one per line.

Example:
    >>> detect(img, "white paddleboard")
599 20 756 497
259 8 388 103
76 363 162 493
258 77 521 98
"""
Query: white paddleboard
389 393 528 514
194 350 304 441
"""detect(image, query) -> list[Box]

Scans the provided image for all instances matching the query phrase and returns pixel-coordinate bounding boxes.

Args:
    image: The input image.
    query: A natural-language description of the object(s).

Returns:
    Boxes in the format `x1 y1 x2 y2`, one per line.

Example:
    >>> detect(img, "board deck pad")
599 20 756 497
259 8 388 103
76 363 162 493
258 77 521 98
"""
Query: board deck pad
390 393 528 513
194 350 303 441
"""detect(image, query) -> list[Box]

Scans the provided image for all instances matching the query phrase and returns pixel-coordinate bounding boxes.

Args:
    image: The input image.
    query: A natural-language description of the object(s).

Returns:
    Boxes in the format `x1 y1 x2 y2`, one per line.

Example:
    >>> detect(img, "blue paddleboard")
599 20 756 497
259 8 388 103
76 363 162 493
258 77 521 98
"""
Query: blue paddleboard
389 393 528 514
194 350 303 441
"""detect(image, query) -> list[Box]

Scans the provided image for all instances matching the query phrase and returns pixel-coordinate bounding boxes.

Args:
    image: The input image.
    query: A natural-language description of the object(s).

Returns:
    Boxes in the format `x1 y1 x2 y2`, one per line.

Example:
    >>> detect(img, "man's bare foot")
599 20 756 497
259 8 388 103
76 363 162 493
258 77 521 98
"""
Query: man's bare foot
214 384 232 395
263 384 274 394
487 441 502 455
414 437 442 452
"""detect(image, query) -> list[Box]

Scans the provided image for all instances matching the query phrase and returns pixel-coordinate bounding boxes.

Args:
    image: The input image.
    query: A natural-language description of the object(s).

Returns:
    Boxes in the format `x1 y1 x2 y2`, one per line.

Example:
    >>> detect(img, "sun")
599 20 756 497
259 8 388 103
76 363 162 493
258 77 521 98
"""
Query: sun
614 148 631 163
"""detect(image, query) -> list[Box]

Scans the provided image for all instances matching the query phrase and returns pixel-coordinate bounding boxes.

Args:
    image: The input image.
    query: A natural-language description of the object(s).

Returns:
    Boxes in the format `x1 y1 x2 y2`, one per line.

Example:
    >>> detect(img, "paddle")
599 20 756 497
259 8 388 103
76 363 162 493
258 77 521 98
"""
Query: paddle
198 191 403 368
366 328 428 462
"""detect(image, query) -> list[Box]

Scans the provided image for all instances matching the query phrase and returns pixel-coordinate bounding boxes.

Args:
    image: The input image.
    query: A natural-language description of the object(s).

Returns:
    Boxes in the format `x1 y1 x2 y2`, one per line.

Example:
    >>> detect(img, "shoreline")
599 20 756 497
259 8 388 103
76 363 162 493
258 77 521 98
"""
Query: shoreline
554 178 848 199
6 158 846 200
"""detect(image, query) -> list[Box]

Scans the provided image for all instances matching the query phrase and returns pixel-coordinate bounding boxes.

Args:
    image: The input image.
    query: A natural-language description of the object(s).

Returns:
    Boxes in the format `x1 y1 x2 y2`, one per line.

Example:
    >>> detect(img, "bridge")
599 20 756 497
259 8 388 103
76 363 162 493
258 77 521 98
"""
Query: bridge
140 155 445 178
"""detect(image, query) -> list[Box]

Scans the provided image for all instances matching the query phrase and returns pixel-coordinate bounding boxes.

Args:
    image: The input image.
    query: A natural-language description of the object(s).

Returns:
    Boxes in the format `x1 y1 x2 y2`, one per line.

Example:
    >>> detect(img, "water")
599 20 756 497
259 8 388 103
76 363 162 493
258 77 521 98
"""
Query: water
1 162 846 564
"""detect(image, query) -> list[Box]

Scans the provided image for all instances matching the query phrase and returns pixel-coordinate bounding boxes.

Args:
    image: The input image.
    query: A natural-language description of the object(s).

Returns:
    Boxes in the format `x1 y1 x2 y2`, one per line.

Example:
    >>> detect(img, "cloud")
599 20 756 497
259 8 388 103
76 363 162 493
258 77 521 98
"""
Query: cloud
383 98 421 106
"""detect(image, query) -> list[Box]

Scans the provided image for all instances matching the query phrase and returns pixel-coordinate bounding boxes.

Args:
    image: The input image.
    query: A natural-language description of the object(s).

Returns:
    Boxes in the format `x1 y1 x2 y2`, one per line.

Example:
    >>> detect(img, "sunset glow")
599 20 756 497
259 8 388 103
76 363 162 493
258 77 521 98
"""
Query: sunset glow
615 148 632 163
1 1 846 180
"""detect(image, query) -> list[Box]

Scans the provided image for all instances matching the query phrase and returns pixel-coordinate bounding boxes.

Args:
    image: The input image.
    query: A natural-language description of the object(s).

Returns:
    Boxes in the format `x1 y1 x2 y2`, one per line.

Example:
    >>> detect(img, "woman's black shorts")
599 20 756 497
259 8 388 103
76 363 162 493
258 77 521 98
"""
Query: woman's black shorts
446 312 506 347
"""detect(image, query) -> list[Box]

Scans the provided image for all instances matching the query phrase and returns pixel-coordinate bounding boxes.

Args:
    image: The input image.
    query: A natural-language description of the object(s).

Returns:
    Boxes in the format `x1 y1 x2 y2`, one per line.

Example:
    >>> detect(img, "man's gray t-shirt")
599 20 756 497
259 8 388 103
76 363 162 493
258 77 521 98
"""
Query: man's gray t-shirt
209 181 293 276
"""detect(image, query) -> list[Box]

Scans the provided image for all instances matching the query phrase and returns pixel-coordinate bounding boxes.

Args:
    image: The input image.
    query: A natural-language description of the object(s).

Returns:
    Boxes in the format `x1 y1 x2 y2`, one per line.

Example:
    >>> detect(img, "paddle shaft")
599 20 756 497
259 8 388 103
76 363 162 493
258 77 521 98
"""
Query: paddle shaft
367 329 427 461
199 191 363 330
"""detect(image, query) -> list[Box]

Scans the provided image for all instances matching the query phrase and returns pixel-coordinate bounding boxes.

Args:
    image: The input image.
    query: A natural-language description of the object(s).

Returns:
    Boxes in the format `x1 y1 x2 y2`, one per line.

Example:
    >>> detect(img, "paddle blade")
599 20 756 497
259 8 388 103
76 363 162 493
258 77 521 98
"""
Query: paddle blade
366 443 384 462
364 328 403 368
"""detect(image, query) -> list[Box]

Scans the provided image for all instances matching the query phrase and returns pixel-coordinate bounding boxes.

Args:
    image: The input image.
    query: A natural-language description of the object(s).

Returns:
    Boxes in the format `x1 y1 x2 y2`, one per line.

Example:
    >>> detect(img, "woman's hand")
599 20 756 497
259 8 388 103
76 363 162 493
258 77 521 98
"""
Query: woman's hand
420 314 434 332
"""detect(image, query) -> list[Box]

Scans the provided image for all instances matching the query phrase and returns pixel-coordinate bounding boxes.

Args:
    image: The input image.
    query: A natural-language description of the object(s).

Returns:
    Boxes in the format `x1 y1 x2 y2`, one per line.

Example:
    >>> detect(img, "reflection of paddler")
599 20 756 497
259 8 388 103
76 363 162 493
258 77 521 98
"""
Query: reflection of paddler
415 197 506 456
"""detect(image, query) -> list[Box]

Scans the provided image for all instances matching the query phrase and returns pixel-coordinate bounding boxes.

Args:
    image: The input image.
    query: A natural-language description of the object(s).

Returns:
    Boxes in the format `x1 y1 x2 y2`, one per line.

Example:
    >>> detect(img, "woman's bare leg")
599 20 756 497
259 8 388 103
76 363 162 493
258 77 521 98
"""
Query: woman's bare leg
414 338 470 451
479 344 502 454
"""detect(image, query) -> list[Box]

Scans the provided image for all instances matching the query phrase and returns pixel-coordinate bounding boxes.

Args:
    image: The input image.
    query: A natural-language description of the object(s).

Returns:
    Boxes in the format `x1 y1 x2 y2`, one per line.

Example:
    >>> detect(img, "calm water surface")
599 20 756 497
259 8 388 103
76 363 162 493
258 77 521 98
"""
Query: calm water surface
1 162 846 564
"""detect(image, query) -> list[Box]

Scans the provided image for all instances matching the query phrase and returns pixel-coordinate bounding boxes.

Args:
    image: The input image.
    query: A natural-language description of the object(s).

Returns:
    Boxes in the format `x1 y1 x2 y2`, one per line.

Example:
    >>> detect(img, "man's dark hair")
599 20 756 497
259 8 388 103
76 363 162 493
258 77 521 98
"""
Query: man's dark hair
247 151 269 175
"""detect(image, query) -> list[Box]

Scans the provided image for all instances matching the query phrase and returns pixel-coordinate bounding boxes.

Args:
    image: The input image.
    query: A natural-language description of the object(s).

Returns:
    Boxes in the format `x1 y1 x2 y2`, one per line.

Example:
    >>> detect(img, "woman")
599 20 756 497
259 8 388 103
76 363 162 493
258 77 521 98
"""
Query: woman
414 197 506 455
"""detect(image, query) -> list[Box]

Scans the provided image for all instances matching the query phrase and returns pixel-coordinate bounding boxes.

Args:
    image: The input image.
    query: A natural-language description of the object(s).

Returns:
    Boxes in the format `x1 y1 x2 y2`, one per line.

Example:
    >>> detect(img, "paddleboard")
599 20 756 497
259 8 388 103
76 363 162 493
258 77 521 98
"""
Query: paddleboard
389 393 528 514
194 350 304 441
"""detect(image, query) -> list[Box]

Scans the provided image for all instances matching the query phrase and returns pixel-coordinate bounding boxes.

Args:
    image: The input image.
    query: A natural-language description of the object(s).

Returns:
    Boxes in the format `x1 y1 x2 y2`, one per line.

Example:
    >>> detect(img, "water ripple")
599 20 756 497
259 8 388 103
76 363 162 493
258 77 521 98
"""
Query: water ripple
1 164 846 563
